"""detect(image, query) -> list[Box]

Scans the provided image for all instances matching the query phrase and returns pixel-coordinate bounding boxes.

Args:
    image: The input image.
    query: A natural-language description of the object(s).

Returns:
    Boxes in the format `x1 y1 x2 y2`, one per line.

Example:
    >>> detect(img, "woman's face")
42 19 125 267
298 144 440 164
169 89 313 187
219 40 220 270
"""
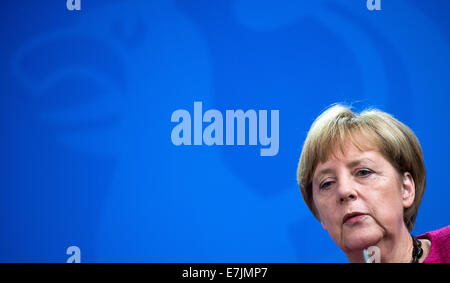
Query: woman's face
312 137 415 252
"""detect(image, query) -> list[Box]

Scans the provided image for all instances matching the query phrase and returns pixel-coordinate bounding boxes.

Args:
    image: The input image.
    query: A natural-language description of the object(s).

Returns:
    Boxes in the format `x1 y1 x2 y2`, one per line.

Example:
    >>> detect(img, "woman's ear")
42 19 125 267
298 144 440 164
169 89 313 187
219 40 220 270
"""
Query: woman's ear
401 172 415 209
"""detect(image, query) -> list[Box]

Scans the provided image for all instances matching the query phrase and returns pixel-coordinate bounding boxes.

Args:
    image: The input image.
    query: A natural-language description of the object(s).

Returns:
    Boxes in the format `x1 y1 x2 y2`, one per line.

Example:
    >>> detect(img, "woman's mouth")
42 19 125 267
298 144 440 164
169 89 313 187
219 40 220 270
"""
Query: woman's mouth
343 212 368 225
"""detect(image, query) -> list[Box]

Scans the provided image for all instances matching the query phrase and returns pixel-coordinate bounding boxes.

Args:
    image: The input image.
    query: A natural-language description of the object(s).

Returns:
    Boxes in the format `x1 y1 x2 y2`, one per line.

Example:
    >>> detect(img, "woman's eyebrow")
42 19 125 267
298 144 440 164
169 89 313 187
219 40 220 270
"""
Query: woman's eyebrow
314 168 335 181
346 158 376 168
314 158 376 181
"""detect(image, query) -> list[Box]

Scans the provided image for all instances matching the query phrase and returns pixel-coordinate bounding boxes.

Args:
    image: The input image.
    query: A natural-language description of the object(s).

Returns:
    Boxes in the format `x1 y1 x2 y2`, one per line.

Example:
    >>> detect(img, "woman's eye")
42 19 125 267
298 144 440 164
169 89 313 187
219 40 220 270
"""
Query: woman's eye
356 169 372 177
320 181 333 190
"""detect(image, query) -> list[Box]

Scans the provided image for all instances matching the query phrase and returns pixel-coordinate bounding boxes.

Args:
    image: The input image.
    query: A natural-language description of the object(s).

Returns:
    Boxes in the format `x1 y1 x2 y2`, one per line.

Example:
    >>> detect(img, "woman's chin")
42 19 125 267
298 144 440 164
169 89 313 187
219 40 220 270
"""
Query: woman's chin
341 224 383 251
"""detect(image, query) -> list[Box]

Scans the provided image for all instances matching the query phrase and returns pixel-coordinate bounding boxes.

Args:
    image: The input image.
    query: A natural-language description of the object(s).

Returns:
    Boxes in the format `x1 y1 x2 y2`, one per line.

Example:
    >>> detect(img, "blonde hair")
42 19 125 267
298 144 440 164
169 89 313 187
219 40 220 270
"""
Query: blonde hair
297 104 426 232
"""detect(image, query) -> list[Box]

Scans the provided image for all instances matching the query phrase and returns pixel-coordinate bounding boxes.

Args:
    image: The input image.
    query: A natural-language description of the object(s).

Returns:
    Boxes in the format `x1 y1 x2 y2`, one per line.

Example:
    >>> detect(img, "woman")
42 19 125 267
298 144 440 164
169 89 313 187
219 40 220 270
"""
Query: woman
296 104 449 263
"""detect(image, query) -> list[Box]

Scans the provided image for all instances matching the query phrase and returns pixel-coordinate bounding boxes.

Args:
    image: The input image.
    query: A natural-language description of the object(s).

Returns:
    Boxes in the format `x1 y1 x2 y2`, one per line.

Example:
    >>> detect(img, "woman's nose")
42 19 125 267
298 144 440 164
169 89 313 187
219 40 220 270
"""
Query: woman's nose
337 177 358 203
339 192 356 203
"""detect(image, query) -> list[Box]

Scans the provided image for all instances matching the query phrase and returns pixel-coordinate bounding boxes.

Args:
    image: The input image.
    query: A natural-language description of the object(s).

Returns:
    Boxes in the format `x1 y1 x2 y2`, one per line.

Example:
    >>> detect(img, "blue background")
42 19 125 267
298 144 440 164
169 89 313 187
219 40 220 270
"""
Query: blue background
1 0 449 262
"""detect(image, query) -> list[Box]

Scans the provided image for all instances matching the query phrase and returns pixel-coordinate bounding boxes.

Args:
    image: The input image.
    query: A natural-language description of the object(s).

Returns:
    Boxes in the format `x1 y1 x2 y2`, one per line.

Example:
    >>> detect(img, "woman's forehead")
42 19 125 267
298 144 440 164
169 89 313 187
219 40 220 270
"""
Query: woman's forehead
322 134 378 163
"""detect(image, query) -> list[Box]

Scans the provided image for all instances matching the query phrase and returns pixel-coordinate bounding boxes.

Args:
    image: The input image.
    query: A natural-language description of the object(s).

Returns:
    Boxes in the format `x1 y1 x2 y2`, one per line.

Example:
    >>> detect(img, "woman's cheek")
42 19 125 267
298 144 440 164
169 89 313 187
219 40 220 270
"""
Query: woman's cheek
315 196 333 225
319 199 341 230
366 192 400 230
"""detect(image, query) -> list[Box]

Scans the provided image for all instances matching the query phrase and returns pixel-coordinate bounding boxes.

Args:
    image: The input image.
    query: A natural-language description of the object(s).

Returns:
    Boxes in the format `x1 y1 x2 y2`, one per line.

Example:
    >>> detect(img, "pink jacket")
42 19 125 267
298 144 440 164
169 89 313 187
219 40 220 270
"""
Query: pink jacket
418 225 450 263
